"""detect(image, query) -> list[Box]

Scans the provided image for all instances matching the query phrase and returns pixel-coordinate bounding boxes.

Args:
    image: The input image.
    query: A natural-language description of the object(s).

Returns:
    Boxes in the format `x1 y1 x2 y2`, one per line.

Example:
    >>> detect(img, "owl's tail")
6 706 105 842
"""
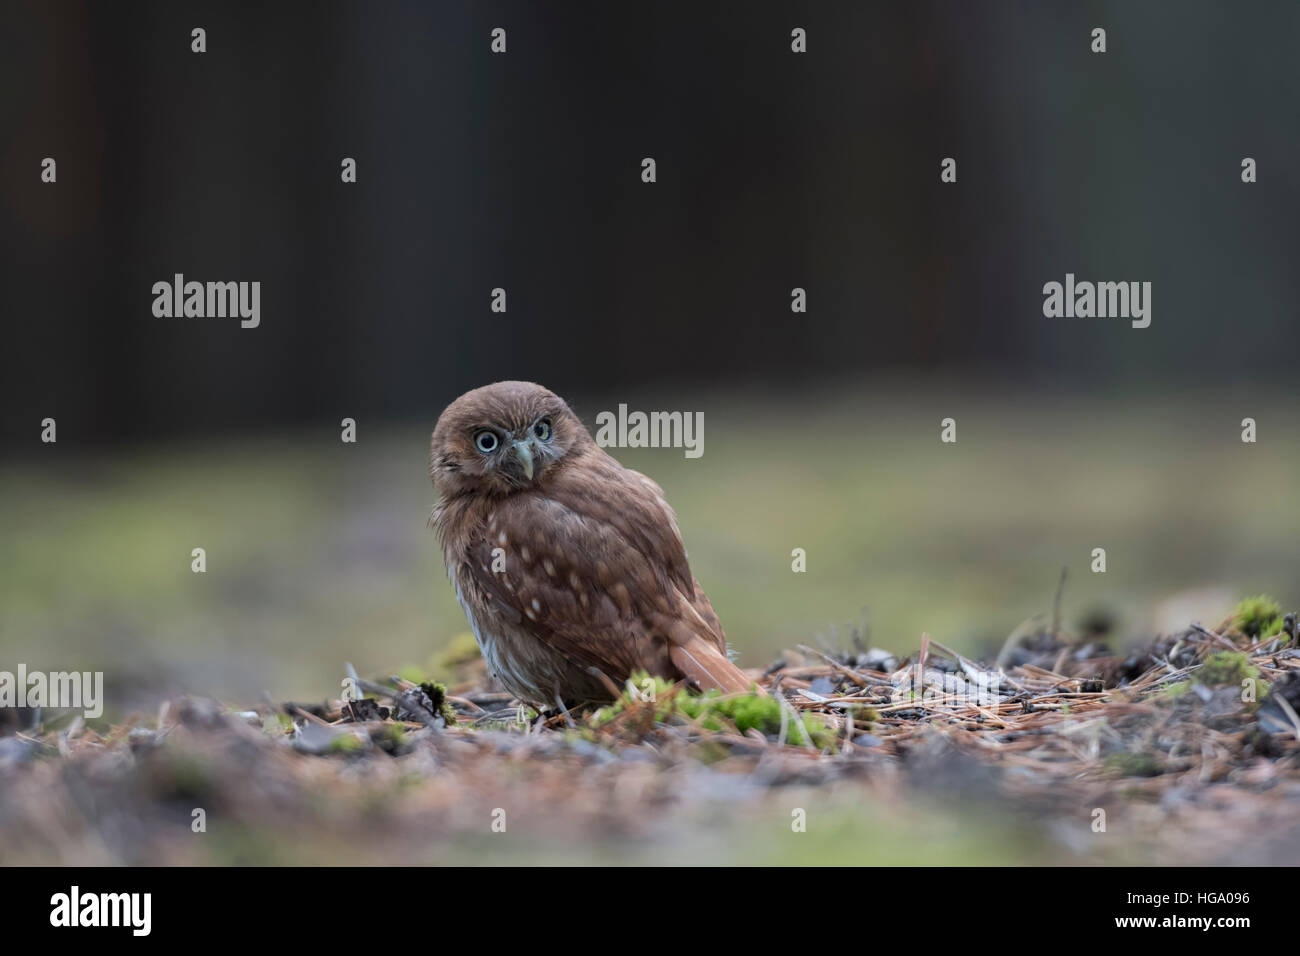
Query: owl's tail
669 635 763 696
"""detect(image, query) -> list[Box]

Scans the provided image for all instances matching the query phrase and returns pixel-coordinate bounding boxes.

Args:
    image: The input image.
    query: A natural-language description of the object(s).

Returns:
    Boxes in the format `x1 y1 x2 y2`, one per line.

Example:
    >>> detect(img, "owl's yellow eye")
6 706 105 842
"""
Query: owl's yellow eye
474 430 499 453
533 419 553 442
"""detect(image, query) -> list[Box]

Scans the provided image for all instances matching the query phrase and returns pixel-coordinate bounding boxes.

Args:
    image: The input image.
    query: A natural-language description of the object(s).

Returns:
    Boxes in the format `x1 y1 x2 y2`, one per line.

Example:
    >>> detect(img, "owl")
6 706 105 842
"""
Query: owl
429 381 754 709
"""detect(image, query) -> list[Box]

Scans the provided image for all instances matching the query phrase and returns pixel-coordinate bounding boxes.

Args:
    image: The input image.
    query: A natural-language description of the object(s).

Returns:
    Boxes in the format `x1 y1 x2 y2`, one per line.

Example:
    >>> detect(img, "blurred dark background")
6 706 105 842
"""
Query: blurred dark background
2 1 1298 705
4 0 1298 444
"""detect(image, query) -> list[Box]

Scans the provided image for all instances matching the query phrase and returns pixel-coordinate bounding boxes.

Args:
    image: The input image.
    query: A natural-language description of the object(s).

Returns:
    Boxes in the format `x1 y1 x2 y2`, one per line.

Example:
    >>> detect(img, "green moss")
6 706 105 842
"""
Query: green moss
846 704 879 724
590 673 681 725
328 732 366 754
1233 595 1283 639
590 671 834 748
678 692 778 734
1196 651 1259 687
417 681 458 725
1104 752 1162 777
798 714 835 749
1160 681 1190 699
1256 617 1284 640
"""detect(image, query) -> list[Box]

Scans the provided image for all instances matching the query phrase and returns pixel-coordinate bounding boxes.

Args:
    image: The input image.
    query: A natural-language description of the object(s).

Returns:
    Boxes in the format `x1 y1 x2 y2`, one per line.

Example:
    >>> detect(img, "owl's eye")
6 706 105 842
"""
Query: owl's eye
533 419 553 442
474 430 499 454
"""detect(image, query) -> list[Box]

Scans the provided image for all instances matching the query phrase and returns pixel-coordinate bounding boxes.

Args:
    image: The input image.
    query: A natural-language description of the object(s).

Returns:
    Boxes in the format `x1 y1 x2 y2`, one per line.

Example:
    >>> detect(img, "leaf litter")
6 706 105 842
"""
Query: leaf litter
3 596 1300 864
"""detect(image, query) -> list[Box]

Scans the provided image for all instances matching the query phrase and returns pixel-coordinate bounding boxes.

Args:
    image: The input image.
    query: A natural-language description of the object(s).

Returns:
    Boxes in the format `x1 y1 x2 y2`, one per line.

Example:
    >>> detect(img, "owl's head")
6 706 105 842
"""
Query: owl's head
430 381 589 497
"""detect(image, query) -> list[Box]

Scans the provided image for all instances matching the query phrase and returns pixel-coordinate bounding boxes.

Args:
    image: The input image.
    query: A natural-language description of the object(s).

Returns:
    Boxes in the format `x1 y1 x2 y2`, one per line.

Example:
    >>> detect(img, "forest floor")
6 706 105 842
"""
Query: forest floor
3 596 1299 866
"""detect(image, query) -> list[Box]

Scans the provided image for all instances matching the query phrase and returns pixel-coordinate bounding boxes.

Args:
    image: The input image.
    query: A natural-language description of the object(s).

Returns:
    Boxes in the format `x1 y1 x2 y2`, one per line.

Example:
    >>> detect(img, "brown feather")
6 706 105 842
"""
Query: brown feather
668 636 756 695
430 381 756 707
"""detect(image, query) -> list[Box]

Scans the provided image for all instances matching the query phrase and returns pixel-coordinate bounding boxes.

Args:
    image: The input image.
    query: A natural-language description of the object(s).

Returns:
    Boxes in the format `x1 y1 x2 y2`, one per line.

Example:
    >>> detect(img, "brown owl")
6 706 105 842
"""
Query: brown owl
429 381 755 708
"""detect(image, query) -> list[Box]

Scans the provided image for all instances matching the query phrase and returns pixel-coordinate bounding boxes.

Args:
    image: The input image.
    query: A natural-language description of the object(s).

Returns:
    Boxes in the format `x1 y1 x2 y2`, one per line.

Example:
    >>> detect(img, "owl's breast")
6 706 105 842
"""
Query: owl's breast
447 555 606 707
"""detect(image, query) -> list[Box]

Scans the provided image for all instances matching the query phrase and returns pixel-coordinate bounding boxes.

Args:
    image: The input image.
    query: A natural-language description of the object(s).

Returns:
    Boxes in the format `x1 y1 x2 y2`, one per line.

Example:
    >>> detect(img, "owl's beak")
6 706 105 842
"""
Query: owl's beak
511 440 535 480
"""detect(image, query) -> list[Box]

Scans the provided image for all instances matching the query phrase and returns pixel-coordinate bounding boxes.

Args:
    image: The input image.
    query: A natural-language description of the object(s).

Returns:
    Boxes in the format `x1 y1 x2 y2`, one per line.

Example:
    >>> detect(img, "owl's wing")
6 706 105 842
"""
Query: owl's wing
670 577 749 693
461 460 753 695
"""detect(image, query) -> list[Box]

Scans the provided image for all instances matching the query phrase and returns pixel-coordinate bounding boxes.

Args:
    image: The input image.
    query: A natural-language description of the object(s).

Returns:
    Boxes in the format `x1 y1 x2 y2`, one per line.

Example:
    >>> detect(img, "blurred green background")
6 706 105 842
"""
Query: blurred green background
5 1 1299 716
3 382 1294 714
